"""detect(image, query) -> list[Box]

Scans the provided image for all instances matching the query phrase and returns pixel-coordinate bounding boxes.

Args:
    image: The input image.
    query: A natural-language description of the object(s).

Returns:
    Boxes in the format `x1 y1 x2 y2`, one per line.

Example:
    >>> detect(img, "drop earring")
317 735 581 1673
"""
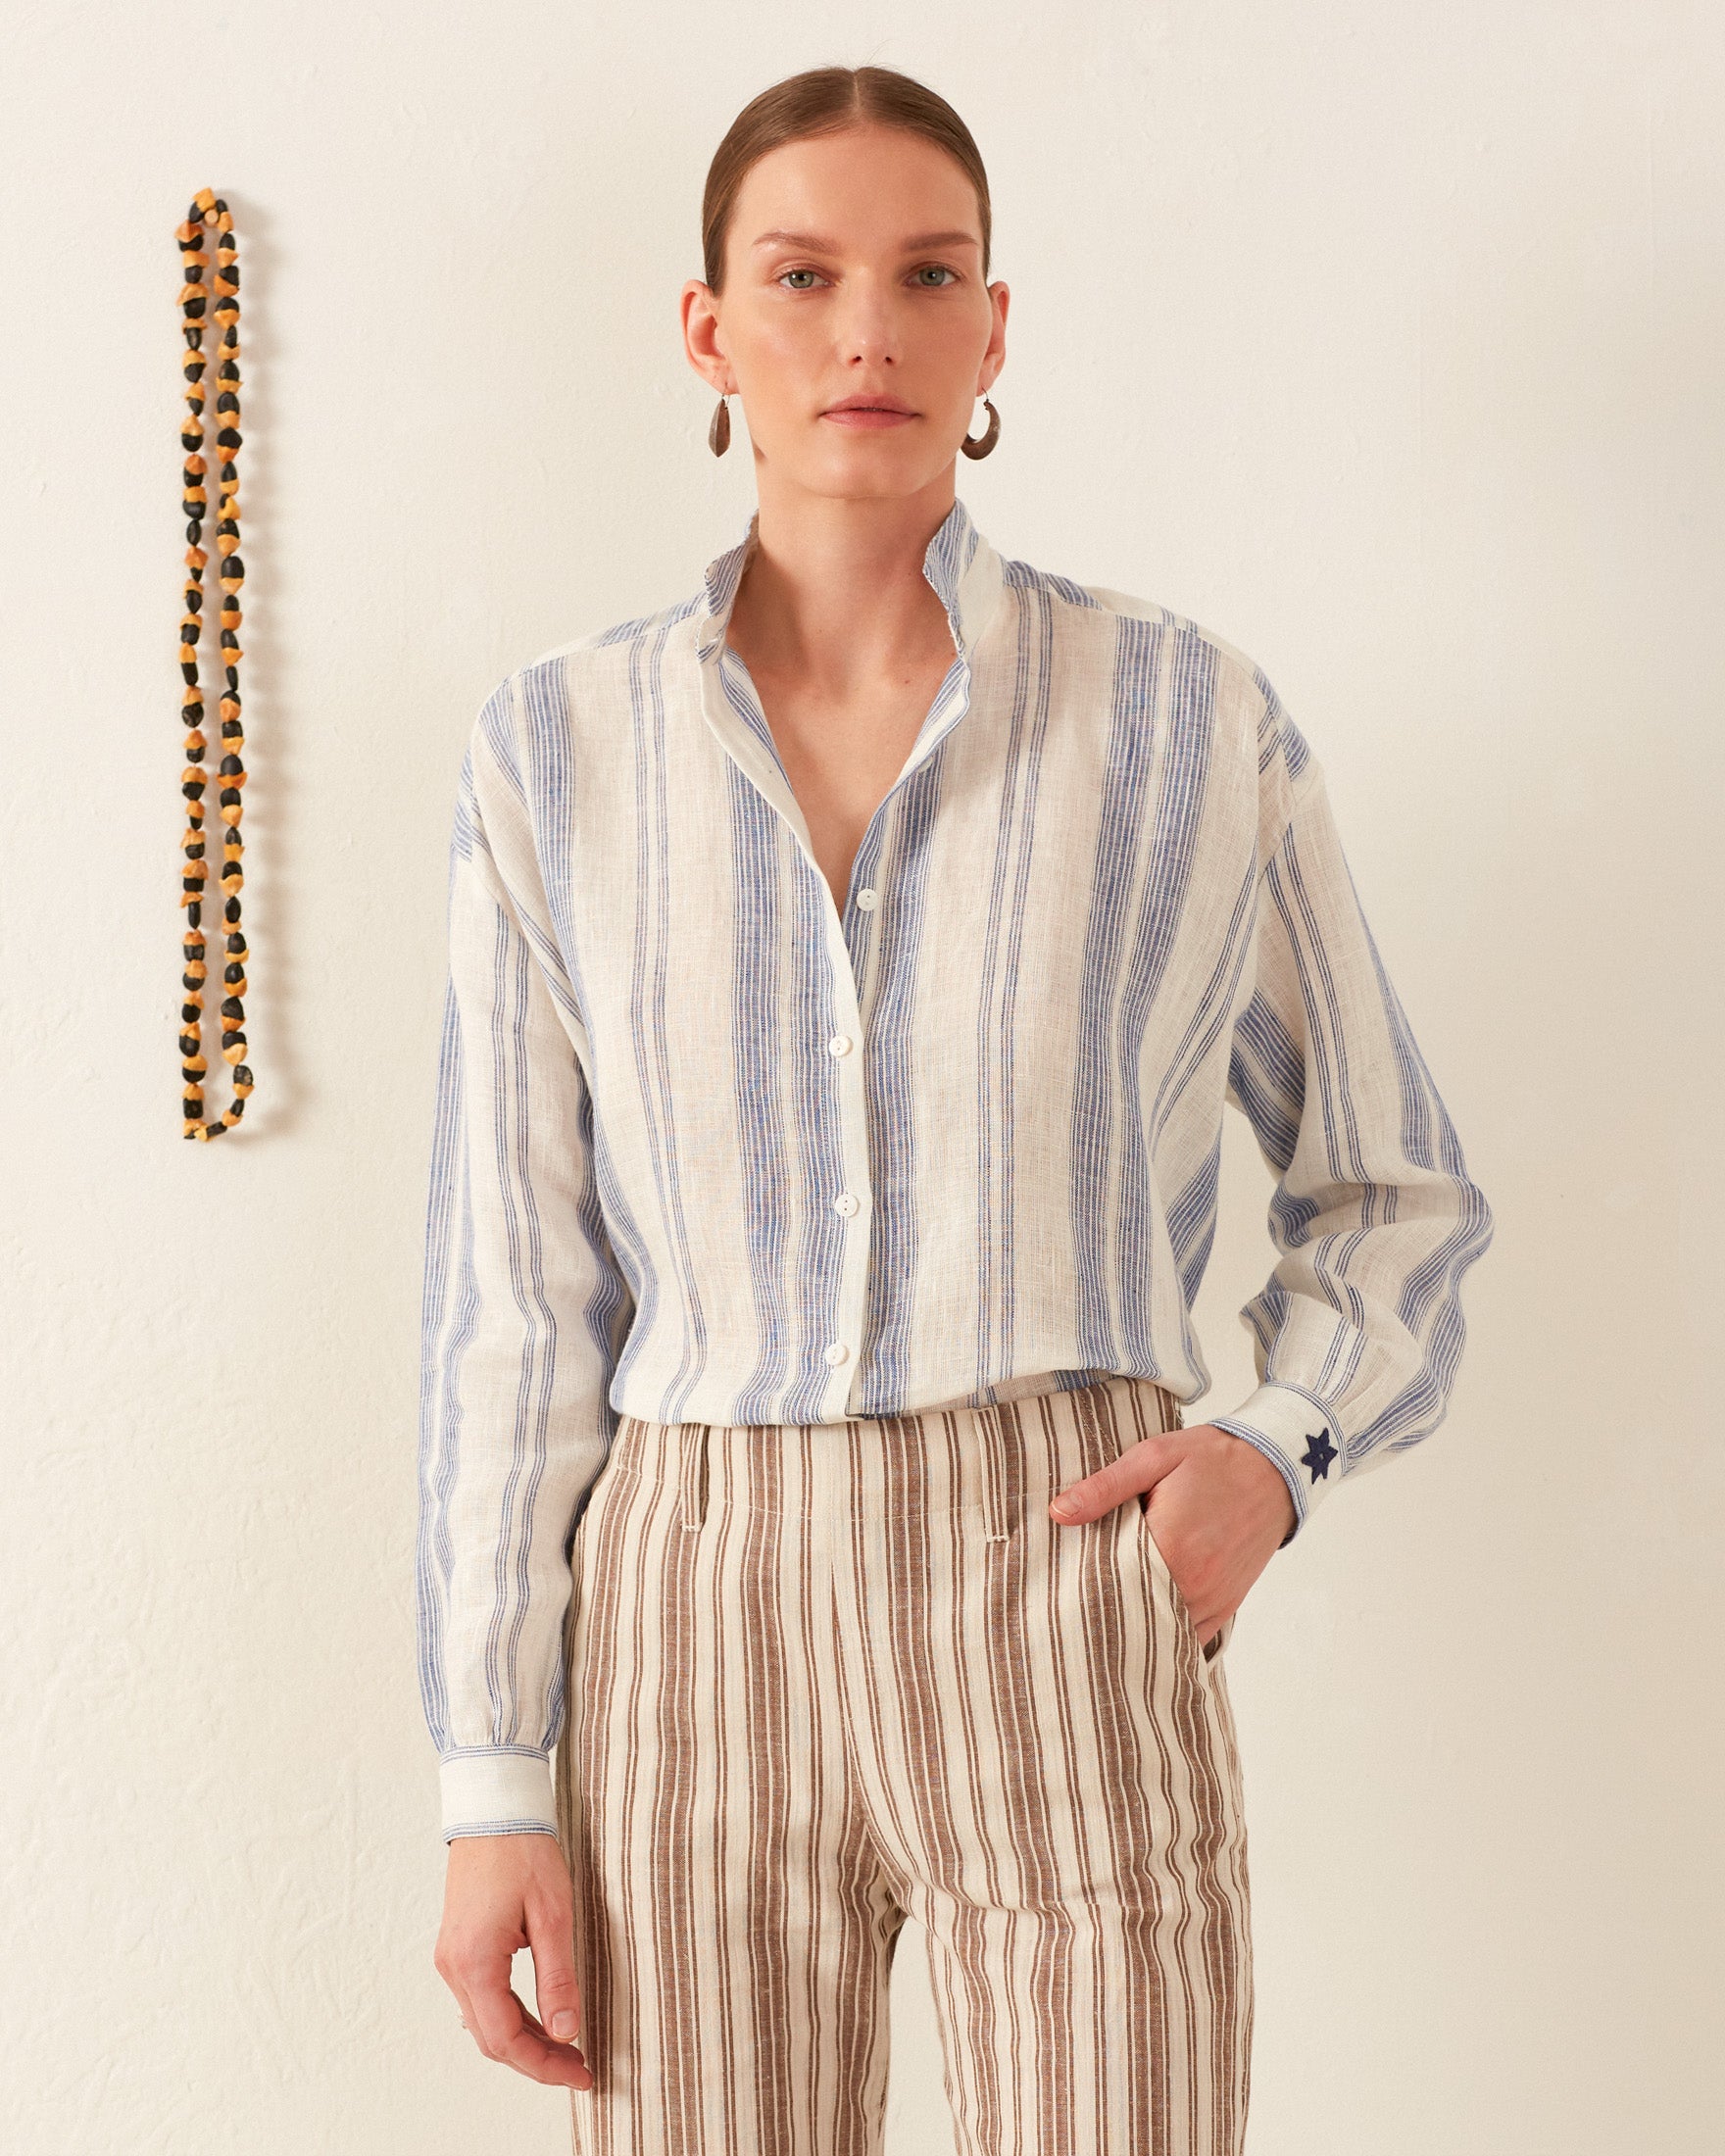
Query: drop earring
960 395 1000 460
709 391 732 457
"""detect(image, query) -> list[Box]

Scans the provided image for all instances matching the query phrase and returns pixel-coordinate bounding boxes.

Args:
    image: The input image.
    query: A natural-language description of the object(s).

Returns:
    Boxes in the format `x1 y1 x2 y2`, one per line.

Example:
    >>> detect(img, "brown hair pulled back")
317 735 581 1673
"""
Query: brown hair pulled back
702 66 992 296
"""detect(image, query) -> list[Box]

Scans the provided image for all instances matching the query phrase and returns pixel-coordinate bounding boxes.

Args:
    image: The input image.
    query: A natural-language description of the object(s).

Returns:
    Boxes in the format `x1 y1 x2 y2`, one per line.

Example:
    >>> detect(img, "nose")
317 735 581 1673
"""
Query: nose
832 272 902 368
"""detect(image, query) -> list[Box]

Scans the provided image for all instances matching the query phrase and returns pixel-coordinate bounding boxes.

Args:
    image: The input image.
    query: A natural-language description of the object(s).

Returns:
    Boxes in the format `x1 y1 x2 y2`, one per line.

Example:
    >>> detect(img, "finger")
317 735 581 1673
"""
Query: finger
433 1941 492 2059
1189 1599 1238 1647
475 1978 595 2088
460 1938 590 2087
1049 1436 1171 1521
445 1973 486 2055
516 1997 596 2082
523 1877 584 2048
499 1997 596 2087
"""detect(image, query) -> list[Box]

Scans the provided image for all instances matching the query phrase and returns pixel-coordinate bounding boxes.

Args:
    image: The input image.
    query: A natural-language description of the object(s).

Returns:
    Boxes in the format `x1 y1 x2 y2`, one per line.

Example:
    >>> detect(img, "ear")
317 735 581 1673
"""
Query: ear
680 278 732 393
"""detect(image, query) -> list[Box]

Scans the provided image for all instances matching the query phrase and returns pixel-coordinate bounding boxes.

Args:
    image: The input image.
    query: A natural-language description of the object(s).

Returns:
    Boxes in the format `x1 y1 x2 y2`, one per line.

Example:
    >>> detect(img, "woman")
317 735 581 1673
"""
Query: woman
418 64 1494 2154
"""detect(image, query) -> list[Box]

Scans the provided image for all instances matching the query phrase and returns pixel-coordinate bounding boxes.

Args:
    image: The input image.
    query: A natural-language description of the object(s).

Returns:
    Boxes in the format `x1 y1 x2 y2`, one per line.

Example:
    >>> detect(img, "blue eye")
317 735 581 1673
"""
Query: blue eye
916 265 960 286
778 269 822 290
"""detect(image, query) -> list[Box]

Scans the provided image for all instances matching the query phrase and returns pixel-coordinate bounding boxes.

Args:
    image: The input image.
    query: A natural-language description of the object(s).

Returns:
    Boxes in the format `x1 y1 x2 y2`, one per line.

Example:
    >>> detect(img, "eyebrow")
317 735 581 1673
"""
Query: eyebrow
749 228 981 254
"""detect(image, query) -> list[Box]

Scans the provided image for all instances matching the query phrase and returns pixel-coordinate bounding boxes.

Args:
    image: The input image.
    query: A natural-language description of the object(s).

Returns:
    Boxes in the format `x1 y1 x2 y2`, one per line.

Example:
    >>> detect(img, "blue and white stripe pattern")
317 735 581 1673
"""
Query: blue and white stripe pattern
418 494 1494 1838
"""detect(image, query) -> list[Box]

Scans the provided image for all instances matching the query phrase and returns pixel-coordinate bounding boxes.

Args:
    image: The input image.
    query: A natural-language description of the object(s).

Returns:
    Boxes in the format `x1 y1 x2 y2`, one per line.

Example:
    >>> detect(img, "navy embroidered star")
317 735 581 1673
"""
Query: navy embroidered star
1300 1424 1339 1483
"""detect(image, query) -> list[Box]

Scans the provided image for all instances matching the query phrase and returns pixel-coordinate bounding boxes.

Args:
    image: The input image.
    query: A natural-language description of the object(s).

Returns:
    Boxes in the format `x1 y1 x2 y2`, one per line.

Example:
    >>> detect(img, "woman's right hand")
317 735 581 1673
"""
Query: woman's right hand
433 1833 596 2089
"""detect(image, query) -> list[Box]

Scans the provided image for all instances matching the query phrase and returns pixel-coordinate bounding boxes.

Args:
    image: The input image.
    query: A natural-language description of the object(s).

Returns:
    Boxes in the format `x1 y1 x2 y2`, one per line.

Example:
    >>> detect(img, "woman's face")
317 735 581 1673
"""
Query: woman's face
683 122 1009 504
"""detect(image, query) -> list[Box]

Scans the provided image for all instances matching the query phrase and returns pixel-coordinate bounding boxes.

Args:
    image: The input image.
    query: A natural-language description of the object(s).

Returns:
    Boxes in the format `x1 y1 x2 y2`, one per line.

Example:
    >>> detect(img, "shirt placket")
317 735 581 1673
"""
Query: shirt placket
697 630 977 1420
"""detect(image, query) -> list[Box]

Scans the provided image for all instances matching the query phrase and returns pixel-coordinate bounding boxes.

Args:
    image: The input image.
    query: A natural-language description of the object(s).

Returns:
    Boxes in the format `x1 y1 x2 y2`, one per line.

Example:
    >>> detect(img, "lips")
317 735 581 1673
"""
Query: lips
821 397 917 432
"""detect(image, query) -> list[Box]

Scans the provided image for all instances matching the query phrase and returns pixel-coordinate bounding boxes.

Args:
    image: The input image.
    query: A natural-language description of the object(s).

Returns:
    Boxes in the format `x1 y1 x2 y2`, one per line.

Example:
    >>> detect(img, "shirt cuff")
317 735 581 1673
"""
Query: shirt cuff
1206 1380 1345 1547
439 1747 560 1842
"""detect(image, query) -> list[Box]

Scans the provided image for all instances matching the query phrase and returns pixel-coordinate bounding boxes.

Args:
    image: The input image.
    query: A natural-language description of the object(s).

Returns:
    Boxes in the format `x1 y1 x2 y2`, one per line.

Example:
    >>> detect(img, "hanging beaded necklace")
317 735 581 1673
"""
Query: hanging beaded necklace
174 187 254 1138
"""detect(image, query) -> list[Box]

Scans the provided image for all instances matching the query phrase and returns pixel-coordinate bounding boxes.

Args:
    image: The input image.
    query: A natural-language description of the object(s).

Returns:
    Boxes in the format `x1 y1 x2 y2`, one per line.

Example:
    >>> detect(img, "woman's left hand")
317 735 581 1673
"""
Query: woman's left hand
1048 1424 1296 1648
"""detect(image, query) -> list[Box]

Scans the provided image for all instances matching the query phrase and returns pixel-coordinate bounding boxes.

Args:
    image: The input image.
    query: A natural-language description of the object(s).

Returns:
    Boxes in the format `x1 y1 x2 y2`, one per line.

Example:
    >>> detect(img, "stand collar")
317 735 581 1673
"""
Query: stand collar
692 494 1006 666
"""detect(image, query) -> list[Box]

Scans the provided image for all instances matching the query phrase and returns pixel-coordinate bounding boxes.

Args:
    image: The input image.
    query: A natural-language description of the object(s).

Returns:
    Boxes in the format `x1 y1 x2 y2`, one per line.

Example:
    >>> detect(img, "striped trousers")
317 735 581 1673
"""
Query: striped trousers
552 1373 1254 2156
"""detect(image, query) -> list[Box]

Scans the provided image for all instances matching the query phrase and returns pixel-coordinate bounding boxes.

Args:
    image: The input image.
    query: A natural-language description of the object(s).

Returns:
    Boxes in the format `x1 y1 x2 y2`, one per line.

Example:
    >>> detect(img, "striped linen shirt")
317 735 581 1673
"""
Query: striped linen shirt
417 493 1494 1840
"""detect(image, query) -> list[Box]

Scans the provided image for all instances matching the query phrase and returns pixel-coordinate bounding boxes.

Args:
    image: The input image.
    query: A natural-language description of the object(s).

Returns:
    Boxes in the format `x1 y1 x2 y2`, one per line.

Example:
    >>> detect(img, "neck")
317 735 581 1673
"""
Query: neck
725 480 960 697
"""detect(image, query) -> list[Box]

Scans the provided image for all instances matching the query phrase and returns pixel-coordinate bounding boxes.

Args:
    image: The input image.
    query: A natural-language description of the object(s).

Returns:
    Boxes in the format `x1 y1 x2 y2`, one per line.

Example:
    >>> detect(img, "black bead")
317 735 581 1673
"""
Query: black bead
223 558 244 582
216 427 241 450
217 521 238 541
184 519 201 544
179 661 198 685
232 1065 253 1087
220 756 243 777
219 787 241 807
217 391 239 413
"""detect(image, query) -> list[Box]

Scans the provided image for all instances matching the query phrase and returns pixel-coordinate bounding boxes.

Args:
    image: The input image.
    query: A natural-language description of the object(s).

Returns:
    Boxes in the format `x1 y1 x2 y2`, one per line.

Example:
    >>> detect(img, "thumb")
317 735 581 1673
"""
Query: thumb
1049 1434 1177 1521
522 1844 583 2044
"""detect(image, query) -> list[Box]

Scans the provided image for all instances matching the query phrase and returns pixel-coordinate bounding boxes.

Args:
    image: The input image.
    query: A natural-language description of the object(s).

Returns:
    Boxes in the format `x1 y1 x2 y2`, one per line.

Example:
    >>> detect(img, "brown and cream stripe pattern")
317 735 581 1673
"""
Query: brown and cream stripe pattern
553 1372 1252 2155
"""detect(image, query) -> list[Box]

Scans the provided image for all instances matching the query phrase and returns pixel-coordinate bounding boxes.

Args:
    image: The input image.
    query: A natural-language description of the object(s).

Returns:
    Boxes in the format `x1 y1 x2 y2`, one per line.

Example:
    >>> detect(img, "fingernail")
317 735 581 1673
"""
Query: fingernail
1050 1494 1078 1519
553 2011 577 2039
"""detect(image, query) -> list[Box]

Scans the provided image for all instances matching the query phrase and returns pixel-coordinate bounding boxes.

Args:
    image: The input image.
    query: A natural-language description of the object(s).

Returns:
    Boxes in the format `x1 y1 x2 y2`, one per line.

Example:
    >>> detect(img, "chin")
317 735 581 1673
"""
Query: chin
803 447 949 500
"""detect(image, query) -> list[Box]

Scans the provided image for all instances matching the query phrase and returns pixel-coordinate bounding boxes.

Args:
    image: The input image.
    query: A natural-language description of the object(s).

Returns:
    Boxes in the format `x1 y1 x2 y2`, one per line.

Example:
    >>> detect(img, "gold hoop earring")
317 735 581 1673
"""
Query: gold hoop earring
960 396 1000 460
709 392 731 458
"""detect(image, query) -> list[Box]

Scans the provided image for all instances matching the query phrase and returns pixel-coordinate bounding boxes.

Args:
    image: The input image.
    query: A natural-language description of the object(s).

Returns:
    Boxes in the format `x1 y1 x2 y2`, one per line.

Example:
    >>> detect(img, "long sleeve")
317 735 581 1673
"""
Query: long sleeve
416 684 635 1840
1208 693 1494 1545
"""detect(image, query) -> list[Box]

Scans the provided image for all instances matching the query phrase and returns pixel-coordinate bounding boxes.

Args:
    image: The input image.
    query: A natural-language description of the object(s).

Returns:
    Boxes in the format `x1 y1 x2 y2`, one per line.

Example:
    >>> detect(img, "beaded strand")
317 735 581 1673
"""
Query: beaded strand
174 187 254 1138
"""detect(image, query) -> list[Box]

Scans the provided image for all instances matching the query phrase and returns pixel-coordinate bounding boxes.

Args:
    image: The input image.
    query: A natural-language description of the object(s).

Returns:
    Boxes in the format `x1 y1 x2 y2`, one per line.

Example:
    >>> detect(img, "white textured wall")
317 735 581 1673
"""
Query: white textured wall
3 4 1720 2151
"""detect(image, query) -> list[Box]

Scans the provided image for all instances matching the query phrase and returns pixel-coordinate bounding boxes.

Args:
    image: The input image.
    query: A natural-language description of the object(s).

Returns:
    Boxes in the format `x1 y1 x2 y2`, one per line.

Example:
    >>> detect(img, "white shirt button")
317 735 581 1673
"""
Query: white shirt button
827 1033 853 1057
855 887 879 911
823 1341 850 1366
833 1190 861 1216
